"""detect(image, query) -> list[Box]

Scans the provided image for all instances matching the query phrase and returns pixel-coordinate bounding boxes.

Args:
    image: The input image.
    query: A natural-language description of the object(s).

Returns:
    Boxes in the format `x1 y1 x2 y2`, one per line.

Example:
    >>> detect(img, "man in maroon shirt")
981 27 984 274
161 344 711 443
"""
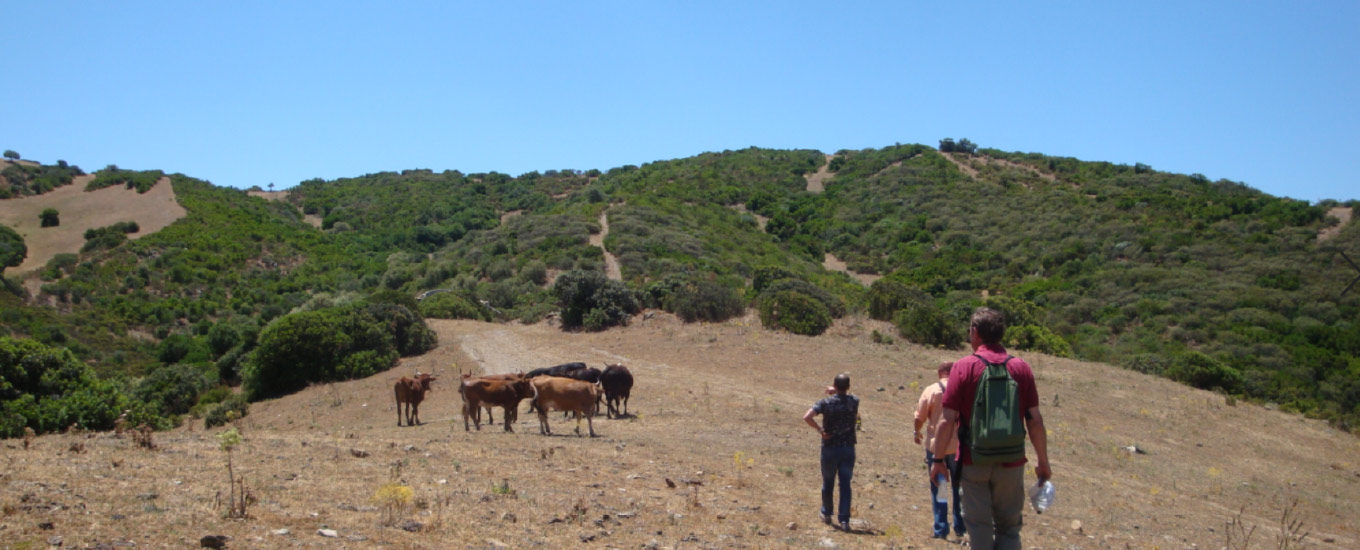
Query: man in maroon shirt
929 308 1051 550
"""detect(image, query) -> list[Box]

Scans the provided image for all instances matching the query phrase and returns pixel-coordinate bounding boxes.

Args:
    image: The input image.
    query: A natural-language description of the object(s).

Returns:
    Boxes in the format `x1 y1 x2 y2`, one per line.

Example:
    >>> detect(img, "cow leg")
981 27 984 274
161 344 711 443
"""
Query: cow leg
537 409 550 435
586 411 596 437
622 395 629 417
484 406 495 425
461 401 470 432
412 404 420 426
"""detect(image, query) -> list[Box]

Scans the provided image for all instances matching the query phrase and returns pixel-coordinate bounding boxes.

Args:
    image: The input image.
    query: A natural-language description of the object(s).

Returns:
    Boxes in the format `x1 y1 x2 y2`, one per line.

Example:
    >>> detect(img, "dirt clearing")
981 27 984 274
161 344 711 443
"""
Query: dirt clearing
3 315 1356 548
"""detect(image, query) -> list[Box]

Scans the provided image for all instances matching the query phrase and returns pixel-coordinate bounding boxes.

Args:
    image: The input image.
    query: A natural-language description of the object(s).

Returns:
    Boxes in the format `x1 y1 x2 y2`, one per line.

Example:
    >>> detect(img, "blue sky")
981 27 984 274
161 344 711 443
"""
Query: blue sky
3 1 1357 201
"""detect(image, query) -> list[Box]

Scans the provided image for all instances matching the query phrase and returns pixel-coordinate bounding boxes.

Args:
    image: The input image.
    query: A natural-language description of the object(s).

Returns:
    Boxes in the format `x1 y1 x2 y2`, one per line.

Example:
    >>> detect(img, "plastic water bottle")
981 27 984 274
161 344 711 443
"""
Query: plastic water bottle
934 474 948 503
1028 480 1055 514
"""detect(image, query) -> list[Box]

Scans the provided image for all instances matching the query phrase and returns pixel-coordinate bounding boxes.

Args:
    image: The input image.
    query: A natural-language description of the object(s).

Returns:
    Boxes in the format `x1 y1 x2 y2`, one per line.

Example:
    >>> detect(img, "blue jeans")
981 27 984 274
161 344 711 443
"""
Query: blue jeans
820 445 855 523
927 451 965 537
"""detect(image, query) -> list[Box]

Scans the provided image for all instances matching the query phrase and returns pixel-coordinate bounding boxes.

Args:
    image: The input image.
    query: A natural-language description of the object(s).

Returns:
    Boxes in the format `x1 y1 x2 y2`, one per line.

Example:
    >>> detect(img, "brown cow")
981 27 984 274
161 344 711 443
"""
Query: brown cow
459 375 537 432
530 376 601 437
395 372 438 427
460 371 524 425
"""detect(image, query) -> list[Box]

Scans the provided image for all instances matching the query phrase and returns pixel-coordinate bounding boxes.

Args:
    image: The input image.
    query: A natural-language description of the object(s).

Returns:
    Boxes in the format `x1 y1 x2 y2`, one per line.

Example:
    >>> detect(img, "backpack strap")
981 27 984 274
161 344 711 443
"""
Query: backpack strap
972 353 1013 367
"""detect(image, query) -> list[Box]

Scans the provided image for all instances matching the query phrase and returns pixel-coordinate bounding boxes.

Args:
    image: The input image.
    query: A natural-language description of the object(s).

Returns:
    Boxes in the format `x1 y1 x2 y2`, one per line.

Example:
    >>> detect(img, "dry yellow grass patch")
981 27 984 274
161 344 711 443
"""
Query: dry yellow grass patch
0 175 185 274
2 314 1356 548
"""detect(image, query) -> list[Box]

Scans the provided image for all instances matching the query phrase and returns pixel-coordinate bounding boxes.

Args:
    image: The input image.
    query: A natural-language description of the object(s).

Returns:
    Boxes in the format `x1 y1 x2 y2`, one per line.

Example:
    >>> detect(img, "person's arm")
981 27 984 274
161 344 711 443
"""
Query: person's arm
803 408 828 440
913 390 929 445
928 407 958 483
1026 405 1051 481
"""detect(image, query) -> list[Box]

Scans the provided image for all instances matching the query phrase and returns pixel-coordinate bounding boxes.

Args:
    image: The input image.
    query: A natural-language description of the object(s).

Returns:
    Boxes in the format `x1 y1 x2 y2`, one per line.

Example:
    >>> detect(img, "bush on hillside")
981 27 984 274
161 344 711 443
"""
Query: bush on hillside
751 266 800 295
1166 351 1243 393
134 363 213 416
0 337 167 437
644 275 746 323
1003 324 1073 358
418 291 490 321
0 225 26 276
241 303 429 400
867 279 929 321
892 302 963 349
40 208 60 227
553 270 639 331
761 278 845 318
758 290 831 336
203 393 249 428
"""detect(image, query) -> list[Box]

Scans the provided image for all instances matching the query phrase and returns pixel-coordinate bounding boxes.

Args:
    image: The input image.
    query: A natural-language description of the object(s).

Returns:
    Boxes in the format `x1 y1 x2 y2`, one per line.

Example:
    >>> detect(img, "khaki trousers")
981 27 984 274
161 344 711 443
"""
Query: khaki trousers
960 462 1025 550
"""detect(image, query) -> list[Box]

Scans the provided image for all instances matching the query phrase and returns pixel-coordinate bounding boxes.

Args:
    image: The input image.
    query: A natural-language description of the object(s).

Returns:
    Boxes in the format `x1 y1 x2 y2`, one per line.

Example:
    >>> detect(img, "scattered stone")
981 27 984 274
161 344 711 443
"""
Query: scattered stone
580 534 597 542
199 535 230 548
403 445 419 452
110 515 125 521
547 517 564 524
616 511 636 519
643 540 660 550
716 513 726 520
135 493 158 501
876 387 885 392
317 529 338 538
46 536 62 547
1071 519 1083 533
271 529 290 536
787 522 798 530
819 537 838 548
486 539 509 548
38 522 54 530
345 535 367 542
501 512 517 523
337 504 359 511
349 449 369 458
400 520 423 532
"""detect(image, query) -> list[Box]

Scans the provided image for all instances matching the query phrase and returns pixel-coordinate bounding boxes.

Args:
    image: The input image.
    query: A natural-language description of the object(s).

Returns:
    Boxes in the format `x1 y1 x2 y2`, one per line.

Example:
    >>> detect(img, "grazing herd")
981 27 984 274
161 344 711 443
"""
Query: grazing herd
391 362 634 438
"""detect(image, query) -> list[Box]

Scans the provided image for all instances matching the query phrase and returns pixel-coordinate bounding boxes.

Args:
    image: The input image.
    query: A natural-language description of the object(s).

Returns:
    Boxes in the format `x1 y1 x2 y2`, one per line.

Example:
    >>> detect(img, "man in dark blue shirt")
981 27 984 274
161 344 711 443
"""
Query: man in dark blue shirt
803 373 860 531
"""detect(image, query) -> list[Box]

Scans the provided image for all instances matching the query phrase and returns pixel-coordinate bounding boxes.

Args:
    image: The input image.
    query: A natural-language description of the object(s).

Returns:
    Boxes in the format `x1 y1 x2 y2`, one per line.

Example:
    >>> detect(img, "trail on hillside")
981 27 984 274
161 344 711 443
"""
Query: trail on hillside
822 252 881 286
1319 206 1353 242
803 154 834 193
590 207 622 281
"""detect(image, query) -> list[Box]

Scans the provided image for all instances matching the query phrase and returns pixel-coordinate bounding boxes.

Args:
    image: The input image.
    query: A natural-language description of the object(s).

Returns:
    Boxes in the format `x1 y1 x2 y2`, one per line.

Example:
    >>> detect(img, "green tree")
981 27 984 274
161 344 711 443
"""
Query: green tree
3 150 18 161
0 225 25 276
39 208 60 227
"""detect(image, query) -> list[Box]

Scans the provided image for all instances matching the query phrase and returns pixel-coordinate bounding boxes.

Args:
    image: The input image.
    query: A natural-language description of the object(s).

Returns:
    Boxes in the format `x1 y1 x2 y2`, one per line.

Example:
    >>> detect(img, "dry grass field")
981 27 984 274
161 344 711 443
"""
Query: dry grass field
3 314 1358 549
0 174 186 275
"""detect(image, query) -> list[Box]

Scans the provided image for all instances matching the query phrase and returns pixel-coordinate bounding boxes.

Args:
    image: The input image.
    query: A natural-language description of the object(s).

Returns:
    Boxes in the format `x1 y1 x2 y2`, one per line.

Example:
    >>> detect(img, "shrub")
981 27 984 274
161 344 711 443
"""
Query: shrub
418 291 490 321
135 363 212 416
892 302 962 349
1003 325 1073 358
867 279 929 321
758 290 831 336
0 337 166 437
553 270 639 330
39 208 60 227
204 394 249 428
1166 351 1243 393
762 278 845 318
362 302 437 357
1 224 27 276
670 279 746 323
751 266 800 294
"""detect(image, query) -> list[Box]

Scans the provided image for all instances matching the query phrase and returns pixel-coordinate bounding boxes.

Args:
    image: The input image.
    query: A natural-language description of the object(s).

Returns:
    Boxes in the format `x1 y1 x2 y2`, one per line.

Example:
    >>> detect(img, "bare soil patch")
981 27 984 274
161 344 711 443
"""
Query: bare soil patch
804 154 834 193
591 208 622 281
729 203 769 231
246 190 290 202
1318 206 1353 242
0 176 185 274
4 316 1356 548
823 253 881 286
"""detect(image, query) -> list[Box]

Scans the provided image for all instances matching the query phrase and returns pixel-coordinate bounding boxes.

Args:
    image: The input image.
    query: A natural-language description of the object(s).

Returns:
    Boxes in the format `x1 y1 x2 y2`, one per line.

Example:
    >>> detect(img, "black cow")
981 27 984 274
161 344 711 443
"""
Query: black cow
599 364 633 418
526 362 587 413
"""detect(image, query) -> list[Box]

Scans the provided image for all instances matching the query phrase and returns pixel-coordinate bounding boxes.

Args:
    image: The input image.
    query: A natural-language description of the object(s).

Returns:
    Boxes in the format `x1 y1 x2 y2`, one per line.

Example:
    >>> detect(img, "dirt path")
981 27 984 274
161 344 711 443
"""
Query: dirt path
822 252 880 286
803 154 834 193
729 203 769 231
1319 206 1353 242
0 175 185 273
590 207 623 281
940 151 979 179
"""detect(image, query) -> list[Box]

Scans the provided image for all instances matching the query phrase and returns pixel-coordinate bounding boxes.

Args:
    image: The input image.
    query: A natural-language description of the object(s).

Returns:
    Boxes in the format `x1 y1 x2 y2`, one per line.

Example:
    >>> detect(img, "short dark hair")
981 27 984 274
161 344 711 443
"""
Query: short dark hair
971 307 1006 345
833 373 850 391
937 361 953 375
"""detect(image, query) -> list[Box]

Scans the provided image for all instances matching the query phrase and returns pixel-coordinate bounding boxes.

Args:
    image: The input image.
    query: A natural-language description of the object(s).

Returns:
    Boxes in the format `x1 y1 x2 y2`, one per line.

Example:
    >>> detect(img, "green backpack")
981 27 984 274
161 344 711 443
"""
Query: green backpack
967 354 1027 465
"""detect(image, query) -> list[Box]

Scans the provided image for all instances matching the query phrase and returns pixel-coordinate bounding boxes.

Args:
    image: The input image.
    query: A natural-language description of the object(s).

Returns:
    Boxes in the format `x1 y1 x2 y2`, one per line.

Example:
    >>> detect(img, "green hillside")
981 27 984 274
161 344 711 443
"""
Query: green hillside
2 143 1357 436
